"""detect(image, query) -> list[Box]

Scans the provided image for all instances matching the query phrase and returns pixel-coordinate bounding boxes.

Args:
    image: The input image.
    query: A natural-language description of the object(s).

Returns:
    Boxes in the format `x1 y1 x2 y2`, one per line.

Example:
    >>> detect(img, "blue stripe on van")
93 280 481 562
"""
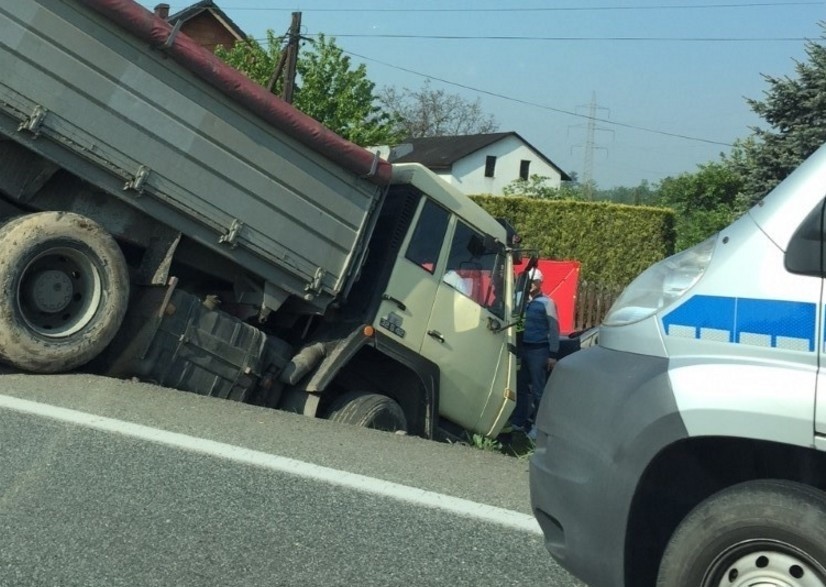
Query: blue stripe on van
661 295 816 351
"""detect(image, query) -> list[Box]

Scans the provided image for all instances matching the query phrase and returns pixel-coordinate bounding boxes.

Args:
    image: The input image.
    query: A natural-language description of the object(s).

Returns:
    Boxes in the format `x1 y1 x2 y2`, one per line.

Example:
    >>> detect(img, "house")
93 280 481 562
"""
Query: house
378 132 571 196
153 1 246 51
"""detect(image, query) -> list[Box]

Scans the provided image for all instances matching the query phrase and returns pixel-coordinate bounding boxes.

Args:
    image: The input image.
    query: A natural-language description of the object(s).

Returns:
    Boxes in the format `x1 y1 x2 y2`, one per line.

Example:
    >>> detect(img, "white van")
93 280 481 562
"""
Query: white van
529 143 826 586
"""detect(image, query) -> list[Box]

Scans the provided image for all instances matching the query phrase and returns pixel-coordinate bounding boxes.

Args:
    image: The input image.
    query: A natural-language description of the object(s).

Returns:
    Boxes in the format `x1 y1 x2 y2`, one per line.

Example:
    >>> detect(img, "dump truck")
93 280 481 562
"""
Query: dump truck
0 0 519 439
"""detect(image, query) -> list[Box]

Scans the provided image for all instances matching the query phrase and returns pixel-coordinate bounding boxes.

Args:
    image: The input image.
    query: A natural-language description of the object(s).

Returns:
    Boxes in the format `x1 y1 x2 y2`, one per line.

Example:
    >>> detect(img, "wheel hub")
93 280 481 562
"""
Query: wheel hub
714 548 826 587
17 246 102 338
29 269 74 313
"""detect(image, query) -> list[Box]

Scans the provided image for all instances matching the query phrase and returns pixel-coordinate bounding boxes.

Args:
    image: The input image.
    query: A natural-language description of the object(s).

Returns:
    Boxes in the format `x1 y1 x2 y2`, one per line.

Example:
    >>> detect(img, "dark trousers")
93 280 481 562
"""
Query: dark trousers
512 344 550 429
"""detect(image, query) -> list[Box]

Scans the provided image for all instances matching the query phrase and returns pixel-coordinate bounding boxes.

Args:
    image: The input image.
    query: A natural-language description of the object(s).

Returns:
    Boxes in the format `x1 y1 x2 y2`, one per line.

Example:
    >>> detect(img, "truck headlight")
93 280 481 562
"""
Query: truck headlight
603 236 716 326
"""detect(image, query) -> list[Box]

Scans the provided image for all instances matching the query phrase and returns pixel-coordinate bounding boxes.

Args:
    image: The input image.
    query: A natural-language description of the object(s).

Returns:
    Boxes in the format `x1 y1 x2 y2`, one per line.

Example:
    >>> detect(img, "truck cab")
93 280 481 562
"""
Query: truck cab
329 163 516 439
377 164 515 437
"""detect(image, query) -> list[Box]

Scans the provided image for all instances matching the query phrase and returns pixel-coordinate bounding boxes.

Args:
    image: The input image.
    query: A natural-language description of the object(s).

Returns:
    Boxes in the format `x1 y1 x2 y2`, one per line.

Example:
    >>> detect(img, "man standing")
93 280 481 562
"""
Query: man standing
512 268 559 439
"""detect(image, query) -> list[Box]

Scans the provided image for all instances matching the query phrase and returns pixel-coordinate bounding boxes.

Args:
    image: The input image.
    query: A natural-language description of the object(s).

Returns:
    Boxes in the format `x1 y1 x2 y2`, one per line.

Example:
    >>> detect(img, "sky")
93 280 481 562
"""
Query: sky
136 1 826 189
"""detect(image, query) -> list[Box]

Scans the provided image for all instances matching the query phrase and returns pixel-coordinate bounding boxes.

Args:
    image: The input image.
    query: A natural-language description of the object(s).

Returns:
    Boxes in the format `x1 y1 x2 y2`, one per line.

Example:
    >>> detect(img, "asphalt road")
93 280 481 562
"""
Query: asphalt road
0 374 584 587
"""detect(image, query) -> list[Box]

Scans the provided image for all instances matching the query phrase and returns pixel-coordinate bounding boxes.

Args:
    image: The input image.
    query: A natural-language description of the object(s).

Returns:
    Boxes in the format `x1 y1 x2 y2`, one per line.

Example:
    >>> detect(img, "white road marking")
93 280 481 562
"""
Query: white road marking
0 394 541 535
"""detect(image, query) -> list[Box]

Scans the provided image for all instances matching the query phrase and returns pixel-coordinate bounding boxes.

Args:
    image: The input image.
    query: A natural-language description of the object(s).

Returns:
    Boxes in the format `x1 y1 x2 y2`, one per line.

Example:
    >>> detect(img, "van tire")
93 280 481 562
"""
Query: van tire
0 212 129 373
657 480 826 586
325 391 408 433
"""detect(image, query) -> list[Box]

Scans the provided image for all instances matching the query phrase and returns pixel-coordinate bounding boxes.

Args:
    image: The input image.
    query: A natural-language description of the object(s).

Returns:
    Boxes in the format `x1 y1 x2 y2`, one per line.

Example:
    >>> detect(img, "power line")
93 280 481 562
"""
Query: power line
183 32 817 47
311 34 810 42
187 29 815 47
138 1 800 146
343 49 734 147
219 2 823 12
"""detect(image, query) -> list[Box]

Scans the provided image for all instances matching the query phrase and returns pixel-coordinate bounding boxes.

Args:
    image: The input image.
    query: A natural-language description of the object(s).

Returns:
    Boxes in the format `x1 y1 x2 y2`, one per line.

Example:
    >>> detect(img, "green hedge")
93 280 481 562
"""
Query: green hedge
471 196 676 287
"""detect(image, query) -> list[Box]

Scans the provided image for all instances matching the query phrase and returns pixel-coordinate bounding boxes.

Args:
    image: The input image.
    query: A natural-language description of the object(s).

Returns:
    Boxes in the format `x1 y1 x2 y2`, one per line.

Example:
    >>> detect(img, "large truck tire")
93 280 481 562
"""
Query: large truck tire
0 211 129 373
325 391 408 433
657 480 826 587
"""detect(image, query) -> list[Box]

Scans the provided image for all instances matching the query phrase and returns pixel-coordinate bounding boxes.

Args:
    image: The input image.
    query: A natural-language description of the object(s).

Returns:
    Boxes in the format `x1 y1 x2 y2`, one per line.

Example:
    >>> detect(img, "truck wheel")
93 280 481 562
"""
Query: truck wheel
325 391 408 433
0 212 129 373
657 480 826 587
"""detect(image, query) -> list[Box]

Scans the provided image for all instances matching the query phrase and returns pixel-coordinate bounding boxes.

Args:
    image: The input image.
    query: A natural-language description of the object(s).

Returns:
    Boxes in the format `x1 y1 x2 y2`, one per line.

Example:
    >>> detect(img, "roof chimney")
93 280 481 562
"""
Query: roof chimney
154 4 170 20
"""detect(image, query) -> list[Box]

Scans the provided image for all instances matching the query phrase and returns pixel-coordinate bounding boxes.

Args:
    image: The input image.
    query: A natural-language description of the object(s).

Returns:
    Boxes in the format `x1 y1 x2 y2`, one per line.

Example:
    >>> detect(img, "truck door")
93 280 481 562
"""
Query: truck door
376 197 514 434
376 198 449 351
420 218 513 434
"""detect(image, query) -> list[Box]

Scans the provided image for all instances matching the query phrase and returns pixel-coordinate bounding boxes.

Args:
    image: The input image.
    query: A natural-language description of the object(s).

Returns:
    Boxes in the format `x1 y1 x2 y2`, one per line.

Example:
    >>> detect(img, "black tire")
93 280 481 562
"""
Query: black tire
325 391 408 433
657 480 826 587
0 211 129 373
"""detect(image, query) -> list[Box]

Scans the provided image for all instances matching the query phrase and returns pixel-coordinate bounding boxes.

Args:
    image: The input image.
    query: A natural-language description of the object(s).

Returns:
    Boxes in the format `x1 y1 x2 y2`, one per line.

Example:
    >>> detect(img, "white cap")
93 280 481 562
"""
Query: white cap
528 268 543 282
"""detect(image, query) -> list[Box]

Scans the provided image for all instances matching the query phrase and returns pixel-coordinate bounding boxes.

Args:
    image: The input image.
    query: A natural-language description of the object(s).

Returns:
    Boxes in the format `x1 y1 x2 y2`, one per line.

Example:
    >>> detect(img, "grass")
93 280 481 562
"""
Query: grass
466 432 504 452
462 429 535 459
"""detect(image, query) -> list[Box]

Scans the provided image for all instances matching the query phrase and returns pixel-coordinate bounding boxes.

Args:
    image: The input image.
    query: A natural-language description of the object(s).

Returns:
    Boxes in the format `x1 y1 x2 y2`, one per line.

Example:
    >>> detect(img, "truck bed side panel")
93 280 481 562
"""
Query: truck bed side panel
0 0 386 310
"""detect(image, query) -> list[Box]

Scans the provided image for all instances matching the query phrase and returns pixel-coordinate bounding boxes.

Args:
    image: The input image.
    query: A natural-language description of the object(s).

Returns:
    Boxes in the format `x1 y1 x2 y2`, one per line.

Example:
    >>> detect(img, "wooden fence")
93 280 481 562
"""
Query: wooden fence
573 281 624 331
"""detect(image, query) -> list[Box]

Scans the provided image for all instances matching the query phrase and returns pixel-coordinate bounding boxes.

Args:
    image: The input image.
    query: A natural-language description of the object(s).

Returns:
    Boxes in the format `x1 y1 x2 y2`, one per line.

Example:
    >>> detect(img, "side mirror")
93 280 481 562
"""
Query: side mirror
513 255 539 318
468 234 500 257
483 234 498 254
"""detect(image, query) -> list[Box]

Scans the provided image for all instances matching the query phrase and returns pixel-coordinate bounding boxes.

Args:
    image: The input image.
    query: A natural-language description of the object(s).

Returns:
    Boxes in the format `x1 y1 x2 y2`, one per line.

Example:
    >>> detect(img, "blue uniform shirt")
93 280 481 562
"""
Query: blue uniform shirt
523 293 560 352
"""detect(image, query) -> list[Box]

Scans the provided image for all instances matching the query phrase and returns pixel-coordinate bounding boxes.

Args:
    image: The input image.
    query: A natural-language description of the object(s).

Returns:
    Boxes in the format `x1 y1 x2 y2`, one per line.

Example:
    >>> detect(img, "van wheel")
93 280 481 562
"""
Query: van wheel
657 480 826 587
325 391 408 433
0 212 129 373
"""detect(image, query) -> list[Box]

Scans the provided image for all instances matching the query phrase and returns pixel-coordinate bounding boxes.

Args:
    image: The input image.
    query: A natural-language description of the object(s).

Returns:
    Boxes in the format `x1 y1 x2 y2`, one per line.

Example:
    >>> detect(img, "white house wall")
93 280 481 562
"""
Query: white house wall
449 135 563 196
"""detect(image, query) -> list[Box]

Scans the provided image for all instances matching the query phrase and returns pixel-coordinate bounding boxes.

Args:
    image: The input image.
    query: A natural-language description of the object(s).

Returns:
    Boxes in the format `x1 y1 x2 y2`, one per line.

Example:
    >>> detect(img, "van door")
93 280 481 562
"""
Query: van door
812 200 826 440
785 197 826 440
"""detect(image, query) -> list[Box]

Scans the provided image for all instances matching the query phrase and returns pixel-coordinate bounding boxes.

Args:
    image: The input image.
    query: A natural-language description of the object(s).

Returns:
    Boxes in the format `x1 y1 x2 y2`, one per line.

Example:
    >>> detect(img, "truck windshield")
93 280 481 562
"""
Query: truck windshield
443 221 507 319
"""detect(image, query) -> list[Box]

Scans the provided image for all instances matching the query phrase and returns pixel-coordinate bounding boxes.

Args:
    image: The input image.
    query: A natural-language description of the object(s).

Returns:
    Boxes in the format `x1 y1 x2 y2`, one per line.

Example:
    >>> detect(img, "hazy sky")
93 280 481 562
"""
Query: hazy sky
138 1 825 189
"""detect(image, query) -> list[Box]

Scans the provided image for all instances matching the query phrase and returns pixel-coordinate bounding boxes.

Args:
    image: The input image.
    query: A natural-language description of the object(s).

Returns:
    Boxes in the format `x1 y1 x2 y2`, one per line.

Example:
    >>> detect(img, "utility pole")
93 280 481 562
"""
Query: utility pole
282 12 301 104
571 92 612 199
583 93 598 198
265 11 301 104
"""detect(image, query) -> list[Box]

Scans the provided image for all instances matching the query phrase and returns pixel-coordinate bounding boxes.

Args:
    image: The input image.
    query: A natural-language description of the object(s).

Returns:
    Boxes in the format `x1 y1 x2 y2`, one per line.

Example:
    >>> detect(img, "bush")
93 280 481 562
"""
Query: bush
472 195 675 287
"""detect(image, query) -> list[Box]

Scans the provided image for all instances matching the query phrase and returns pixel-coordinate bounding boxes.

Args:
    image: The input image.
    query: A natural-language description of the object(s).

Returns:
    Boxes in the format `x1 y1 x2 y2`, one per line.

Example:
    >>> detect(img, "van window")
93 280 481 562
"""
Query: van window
785 198 826 276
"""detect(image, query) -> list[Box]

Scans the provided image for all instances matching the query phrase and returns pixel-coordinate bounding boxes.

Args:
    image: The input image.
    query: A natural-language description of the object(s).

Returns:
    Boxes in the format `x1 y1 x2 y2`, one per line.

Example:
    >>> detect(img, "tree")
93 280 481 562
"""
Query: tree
379 80 499 138
216 33 400 146
598 182 658 205
647 26 826 251
216 31 283 90
503 175 583 200
295 35 401 146
656 162 744 251
725 25 826 206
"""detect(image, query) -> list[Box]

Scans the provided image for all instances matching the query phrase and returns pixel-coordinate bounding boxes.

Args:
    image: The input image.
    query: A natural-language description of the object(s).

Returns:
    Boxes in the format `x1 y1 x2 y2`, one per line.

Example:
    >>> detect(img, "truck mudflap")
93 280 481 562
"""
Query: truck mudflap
77 0 392 187
529 346 687 587
101 284 291 403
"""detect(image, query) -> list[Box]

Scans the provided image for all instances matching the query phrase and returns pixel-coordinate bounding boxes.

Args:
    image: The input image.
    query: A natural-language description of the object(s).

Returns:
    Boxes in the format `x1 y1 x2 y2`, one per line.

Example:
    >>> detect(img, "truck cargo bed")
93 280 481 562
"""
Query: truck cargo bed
0 0 391 313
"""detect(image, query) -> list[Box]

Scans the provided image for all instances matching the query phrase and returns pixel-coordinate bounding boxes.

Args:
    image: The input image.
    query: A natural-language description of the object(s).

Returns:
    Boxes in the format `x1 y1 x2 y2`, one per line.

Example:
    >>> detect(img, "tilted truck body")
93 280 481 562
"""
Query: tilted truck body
530 143 826 585
0 0 518 439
